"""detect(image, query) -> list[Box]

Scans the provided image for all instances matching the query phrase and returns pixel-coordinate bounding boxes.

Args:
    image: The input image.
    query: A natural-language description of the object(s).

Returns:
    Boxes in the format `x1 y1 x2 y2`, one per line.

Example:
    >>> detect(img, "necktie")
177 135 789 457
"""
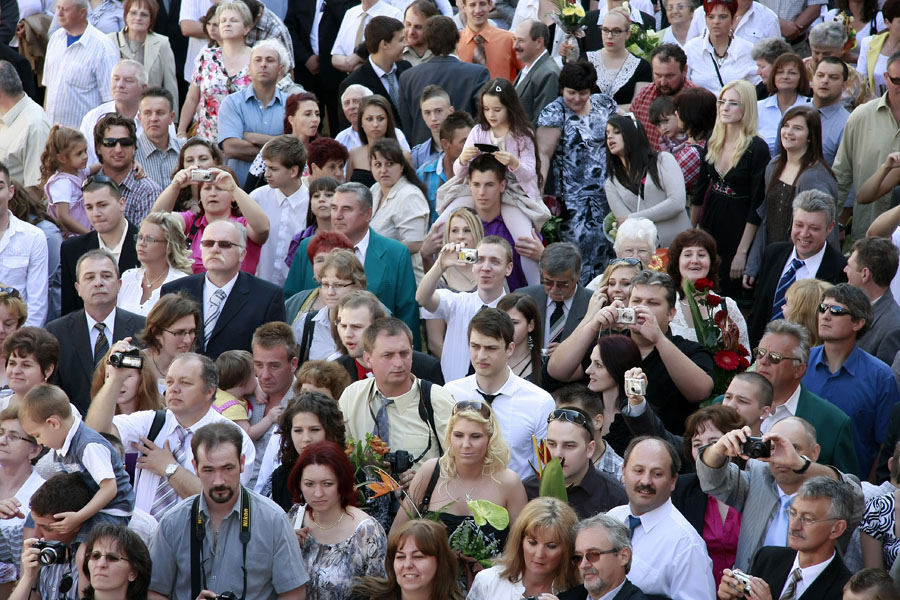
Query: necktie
771 258 804 320
93 323 109 365
150 425 188 518
477 390 500 404
204 289 227 343
763 494 793 547
473 34 487 66
548 301 566 344
373 393 393 444
779 567 803 600
383 69 401 110
354 10 368 48
627 515 641 538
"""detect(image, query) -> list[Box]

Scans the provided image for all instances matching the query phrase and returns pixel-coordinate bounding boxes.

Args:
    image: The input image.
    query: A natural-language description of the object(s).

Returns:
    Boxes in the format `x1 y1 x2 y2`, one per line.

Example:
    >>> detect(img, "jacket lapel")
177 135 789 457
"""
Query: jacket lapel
144 35 162 74
208 273 248 341
73 311 94 378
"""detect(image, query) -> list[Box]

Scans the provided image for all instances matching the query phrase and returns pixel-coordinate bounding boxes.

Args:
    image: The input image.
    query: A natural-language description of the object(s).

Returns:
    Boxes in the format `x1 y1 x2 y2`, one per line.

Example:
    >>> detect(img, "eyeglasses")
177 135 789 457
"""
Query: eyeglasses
134 233 164 245
752 347 802 365
785 507 839 527
817 303 855 318
452 400 492 419
571 548 618 564
540 277 574 291
0 428 36 444
320 281 354 291
665 2 688 10
99 136 136 148
601 27 627 36
716 100 742 108
608 257 644 270
548 408 595 439
0 286 20 298
88 551 127 563
163 328 199 338
81 174 121 193
199 239 244 249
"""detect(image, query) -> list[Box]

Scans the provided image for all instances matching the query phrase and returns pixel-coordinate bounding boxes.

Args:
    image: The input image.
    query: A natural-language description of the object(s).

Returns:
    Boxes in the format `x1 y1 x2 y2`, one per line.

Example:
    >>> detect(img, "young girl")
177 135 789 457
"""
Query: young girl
40 125 94 236
214 349 279 441
435 79 550 285
285 176 338 269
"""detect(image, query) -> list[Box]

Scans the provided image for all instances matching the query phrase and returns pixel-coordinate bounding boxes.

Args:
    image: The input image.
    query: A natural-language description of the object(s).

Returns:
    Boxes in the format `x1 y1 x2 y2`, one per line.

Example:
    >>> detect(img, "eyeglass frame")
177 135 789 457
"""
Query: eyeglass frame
452 400 492 419
0 427 37 445
752 347 803 365
133 233 164 245
162 328 200 338
199 239 245 250
571 548 619 564
601 27 627 36
607 257 644 270
320 281 355 292
817 303 856 318
784 506 840 527
98 136 136 148
540 275 576 291
88 551 129 563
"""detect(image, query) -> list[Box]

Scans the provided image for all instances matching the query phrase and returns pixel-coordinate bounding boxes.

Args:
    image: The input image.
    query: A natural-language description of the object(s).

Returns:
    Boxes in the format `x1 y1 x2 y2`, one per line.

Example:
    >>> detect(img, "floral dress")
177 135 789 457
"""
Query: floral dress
191 47 251 142
537 93 618 283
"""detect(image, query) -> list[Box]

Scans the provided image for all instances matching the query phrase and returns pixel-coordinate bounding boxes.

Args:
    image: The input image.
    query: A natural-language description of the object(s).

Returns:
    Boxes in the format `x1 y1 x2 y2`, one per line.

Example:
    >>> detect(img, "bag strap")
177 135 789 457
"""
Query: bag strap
707 52 725 89
298 311 317 364
185 216 202 249
190 496 203 600
147 409 167 443
418 460 442 514
417 380 443 456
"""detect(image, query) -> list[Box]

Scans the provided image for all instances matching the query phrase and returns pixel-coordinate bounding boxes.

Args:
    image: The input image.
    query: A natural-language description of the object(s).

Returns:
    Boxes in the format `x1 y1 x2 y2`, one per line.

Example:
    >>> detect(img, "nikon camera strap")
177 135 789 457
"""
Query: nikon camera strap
190 486 251 600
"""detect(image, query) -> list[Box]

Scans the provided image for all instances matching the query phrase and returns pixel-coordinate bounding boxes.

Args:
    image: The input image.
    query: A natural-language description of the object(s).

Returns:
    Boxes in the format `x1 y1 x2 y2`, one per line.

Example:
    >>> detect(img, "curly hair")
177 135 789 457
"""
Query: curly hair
140 212 194 274
3 327 59 377
437 405 510 483
277 392 346 468
682 404 744 463
294 361 352 401
288 440 359 509
40 125 87 187
666 228 722 296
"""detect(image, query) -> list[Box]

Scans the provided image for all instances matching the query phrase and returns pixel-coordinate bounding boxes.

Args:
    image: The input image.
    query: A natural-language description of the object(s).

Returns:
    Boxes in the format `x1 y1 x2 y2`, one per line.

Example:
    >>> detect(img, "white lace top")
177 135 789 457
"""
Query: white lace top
670 295 750 351
587 51 641 99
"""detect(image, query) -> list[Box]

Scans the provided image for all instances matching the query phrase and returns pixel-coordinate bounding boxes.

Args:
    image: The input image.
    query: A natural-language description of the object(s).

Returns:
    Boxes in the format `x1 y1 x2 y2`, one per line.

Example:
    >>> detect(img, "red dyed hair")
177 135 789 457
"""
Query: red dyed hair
308 137 350 168
284 92 319 135
703 0 737 17
305 231 354 263
288 440 360 508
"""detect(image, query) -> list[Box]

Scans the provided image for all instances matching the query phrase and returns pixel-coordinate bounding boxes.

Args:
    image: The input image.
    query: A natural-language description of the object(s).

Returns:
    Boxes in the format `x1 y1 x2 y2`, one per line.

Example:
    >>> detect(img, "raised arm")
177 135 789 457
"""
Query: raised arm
213 169 270 244
536 126 561 193
416 243 461 312
858 153 900 205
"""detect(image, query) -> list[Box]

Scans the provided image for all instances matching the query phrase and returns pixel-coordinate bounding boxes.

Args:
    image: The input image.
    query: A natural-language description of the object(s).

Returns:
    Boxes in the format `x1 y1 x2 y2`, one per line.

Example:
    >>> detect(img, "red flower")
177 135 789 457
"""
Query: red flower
714 310 729 329
738 356 751 370
737 345 750 357
695 278 715 292
706 293 722 307
714 349 741 371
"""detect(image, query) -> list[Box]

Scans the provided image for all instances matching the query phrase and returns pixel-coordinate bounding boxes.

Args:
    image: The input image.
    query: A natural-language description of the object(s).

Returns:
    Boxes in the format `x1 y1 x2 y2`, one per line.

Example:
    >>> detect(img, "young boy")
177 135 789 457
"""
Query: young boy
649 95 702 193
19 384 133 536
214 350 279 441
411 85 455 170
252 135 310 287
417 111 475 222
551 383 624 482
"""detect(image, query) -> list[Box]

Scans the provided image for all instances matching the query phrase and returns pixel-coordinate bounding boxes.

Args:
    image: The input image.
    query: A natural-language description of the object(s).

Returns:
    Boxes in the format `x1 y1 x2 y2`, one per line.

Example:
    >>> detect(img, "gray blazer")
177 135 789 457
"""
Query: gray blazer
518 283 592 344
108 31 179 118
515 52 560 125
859 289 900 364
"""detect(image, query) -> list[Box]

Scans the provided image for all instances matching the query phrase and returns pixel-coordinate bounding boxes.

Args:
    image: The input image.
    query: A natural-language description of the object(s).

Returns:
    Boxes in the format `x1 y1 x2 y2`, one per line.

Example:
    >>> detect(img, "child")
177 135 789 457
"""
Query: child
418 112 475 223
434 78 550 285
649 95 702 194
40 125 93 237
411 85 454 170
18 384 133 536
286 176 339 268
214 350 277 441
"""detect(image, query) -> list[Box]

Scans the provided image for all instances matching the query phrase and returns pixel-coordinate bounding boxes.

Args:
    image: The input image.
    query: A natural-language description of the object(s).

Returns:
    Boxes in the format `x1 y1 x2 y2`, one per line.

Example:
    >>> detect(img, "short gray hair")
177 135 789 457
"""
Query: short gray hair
69 0 90 13
750 37 792 64
796 476 863 527
341 84 374 103
539 242 582 277
204 219 248 248
76 248 120 281
573 514 633 573
613 218 657 254
631 270 676 309
809 20 847 49
763 319 811 365
252 39 290 69
0 61 23 96
793 189 836 225
114 59 148 87
172 352 219 393
335 182 373 211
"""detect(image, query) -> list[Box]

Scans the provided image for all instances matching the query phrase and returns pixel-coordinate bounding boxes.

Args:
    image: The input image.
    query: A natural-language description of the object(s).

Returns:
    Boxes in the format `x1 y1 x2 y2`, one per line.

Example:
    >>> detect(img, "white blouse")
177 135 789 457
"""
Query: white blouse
117 266 188 317
670 294 751 351
684 33 761 95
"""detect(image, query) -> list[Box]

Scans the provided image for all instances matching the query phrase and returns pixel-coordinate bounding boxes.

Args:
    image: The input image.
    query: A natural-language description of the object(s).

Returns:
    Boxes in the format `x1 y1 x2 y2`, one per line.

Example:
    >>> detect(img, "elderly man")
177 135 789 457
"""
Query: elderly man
335 83 411 151
845 237 900 364
0 62 49 198
513 19 559 124
630 44 694 151
43 0 118 127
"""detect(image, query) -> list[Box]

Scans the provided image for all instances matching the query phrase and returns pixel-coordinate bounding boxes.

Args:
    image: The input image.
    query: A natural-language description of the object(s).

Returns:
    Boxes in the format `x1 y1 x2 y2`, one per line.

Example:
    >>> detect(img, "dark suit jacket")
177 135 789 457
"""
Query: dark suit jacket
749 546 851 600
60 223 140 315
286 0 356 95
337 59 411 129
672 473 707 537
399 55 490 145
578 9 655 53
46 308 145 415
336 352 444 385
558 580 652 600
859 289 900 364
160 272 285 359
748 242 847 347
518 283 591 344
515 52 560 124
150 0 186 84
879 401 900 481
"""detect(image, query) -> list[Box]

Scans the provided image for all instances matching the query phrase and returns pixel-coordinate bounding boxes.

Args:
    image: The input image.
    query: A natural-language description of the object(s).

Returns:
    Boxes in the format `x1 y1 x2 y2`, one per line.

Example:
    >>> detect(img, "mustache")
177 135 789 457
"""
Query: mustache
634 484 656 494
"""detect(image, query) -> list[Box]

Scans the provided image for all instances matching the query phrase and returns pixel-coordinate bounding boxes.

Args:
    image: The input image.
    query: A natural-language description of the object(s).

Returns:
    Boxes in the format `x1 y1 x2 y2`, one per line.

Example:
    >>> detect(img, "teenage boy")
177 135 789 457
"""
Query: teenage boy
416 111 474 222
251 135 309 286
411 85 454 169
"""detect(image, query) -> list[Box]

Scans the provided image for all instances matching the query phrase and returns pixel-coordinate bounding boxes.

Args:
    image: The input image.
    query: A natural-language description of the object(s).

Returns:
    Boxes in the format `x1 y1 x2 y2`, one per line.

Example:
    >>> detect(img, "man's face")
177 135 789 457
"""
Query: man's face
468 329 513 378
628 284 673 334
722 378 770 429
813 62 845 104
404 7 428 48
0 172 13 214
252 343 297 396
138 96 174 141
74 256 121 310
464 0 491 28
544 420 594 483
474 241 513 291
651 56 686 95
337 306 372 358
363 333 413 389
342 90 366 126
83 187 126 234
469 169 506 215
110 64 143 105
790 209 833 260
32 512 77 545
886 57 900 103
787 495 842 554
421 97 453 137
818 297 864 343
165 357 214 417
200 221 246 276
264 158 299 190
381 29 406 63
442 126 472 163
541 268 578 302
621 439 677 515
249 47 283 85
98 125 135 171
330 192 371 242
193 443 244 506
769 418 819 487
574 526 629 598
843 251 865 287
56 0 86 30
513 22 544 64
753 333 805 392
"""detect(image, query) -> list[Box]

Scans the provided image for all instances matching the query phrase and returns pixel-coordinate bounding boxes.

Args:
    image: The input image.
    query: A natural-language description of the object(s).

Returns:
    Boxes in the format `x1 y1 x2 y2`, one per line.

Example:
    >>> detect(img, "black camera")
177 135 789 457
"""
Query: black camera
385 450 413 474
109 348 144 369
33 540 70 566
740 437 772 459
214 593 238 600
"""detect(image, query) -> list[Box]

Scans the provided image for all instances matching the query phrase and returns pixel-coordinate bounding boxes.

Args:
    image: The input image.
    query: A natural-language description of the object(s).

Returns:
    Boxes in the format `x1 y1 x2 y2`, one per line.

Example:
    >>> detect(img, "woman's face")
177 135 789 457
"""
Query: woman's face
217 9 249 40
606 265 636 302
135 221 167 265
291 411 326 455
481 94 509 129
158 314 198 357
207 19 220 42
561 88 591 114
678 245 711 284
705 4 733 38
605 126 625 156
585 345 616 393
125 1 152 34
289 100 321 140
780 115 809 154
361 105 389 140
505 307 534 348
319 268 360 308
447 215 477 247
87 538 136 596
311 191 334 222
199 182 233 218
809 44 840 66
522 526 565 579
312 251 331 281
183 145 216 170
0 304 20 348
601 12 629 51
450 416 490 467
774 62 801 93
105 365 142 408
755 58 773 83
301 463 340 512
617 240 653 267
690 421 724 462
664 0 692 25
394 536 438 595
0 418 38 465
371 151 404 190
717 88 744 125
6 352 49 396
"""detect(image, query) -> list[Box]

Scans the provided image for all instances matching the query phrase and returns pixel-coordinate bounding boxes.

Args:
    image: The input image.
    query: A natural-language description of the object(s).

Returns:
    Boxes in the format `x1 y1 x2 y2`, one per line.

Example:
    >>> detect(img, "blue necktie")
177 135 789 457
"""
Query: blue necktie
771 258 804 320
627 515 641 538
763 494 793 547
373 393 393 444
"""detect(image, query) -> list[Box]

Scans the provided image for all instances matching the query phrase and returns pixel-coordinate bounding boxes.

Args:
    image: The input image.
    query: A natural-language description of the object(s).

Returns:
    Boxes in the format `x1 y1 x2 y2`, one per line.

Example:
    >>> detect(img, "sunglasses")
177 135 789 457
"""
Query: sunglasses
817 303 855 317
571 548 618 564
0 286 20 298
99 136 136 148
548 408 594 438
608 257 644 270
453 400 492 419
81 174 121 193
88 551 127 563
889 75 900 85
540 277 574 291
752 347 802 365
199 239 244 249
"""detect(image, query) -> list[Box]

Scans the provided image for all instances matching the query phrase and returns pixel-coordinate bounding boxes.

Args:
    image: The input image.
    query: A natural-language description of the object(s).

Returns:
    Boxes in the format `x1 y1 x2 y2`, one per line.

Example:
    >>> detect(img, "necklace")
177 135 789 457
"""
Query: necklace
454 475 479 503
511 353 531 376
713 36 732 64
311 510 345 530
142 268 166 289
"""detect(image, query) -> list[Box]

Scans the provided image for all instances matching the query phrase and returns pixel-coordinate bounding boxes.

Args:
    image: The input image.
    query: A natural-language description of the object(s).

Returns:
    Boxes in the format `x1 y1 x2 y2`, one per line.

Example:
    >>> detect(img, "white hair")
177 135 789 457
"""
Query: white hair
341 84 374 103
251 39 290 70
114 59 148 87
614 218 658 253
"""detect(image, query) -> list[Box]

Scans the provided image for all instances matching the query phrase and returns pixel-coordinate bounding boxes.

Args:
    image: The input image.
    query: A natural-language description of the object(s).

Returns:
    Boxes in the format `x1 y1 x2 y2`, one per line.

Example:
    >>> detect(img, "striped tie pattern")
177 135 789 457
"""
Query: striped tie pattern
771 258 804 320
548 301 565 344
150 425 188 518
93 323 109 366
373 393 393 444
383 70 401 111
204 289 227 343
778 567 803 600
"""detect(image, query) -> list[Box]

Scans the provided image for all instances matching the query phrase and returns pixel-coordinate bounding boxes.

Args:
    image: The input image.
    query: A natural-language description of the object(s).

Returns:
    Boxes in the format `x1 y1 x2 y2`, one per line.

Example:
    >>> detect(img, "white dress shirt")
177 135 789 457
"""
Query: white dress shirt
202 272 238 334
310 0 326 53
98 224 129 265
688 1 781 47
518 50 548 82
251 183 309 286
86 308 116 359
761 384 802 433
684 33 760 95
608 500 716 600
443 368 555 479
292 306 338 360
778 552 836 599
335 126 411 152
354 229 371 265
332 0 403 56
0 212 49 326
369 57 399 98
117 267 187 317
778 244 827 284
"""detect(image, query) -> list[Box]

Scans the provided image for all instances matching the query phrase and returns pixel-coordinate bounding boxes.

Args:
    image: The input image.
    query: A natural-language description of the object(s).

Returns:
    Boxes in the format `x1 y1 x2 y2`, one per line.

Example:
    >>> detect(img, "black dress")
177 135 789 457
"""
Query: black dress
350 168 376 188
587 51 652 106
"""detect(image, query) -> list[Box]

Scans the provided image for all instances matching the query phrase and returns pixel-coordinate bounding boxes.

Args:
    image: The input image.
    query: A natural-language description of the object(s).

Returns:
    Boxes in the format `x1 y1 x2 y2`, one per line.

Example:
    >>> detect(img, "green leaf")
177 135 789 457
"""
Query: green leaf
683 279 710 347
537 458 568 503
466 499 510 530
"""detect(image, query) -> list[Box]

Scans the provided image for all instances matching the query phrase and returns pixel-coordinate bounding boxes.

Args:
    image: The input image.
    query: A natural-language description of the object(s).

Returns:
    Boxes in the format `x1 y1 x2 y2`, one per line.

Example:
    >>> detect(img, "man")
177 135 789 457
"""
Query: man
722 371 774 437
0 162 48 326
760 0 825 47
560 514 649 600
697 417 863 572
47 249 144 414
445 309 556 479
330 0 402 73
802 283 900 478
522 405 627 517
519 242 591 351
457 0 518 80
410 85 454 170
283 182 420 346
218 40 291 185
334 83 412 151
548 271 715 434
242 0 295 69
748 190 848 347
0 25 37 102
553 384 625 481
846 237 900 364
94 112 164 226
417 111 475 221
338 317 455 485
813 56 850 166
513 19 559 124
608 436 716 600
338 17 411 127
59 176 139 315
80 59 150 164
400 15 490 145
630 44 694 151
161 220 285 359
86 352 257 518
148 422 306 600
843 569 900 600
718 477 855 600
136 87 183 190
834 50 900 240
0 62 49 198
403 0 438 65
43 0 118 127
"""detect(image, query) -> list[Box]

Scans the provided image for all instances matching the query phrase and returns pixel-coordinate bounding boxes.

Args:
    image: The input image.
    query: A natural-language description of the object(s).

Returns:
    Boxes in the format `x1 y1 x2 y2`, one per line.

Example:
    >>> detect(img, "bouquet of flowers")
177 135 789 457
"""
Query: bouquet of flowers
624 9 661 62
682 278 751 400
551 0 587 63
346 434 391 506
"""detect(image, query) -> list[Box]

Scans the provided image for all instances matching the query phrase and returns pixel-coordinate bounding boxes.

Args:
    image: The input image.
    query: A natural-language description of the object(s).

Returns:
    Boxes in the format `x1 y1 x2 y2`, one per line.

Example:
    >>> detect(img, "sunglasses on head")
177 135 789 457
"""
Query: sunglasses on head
81 174 121 193
453 400 492 419
0 286 20 298
817 303 855 317
608 257 644 270
548 408 594 438
99 136 136 148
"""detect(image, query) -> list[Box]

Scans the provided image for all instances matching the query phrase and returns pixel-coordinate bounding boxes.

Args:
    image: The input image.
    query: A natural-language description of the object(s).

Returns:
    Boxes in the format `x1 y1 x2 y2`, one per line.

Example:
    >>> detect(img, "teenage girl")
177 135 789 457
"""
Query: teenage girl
40 125 96 236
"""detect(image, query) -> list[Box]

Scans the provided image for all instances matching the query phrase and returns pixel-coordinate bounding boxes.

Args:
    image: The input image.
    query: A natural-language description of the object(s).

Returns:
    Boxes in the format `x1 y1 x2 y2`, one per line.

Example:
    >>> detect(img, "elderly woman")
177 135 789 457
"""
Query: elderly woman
807 20 873 109
857 0 900 97
537 60 619 282
684 0 761 94
751 37 793 99
660 0 696 46
117 213 192 316
0 291 27 401
756 54 812 155
586 7 651 109
136 292 201 388
107 0 178 113
612 217 657 269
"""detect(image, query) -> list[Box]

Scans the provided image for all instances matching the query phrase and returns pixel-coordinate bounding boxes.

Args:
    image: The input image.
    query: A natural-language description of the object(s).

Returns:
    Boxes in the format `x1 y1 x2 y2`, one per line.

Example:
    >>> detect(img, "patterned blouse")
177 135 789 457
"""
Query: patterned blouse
860 492 900 569
191 47 252 142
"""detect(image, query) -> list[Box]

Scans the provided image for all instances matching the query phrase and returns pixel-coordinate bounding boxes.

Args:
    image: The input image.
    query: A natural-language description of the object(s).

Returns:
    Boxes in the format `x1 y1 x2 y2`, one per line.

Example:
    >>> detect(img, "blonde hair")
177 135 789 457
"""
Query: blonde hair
599 261 642 288
442 207 485 246
785 278 832 346
141 212 193 274
319 249 367 289
705 80 759 171
437 406 510 482
215 0 253 28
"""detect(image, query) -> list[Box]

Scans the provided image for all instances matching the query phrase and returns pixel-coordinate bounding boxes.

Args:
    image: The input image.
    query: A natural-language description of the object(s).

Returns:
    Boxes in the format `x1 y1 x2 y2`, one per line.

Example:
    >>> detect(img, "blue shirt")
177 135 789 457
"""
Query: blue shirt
411 138 440 170
817 101 850 166
218 86 287 186
802 344 900 476
416 153 446 223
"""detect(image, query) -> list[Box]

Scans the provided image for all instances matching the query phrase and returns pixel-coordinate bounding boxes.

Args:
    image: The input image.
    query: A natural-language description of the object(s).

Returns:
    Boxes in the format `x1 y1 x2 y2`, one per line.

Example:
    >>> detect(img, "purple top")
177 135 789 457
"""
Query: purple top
482 215 527 291
179 211 261 275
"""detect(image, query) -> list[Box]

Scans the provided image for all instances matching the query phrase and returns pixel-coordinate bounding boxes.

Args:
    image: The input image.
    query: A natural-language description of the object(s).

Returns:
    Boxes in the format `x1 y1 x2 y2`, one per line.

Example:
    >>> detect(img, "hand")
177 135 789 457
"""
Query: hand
196 591 221 600
709 425 753 459
437 242 465 271
458 145 480 166
305 54 320 75
265 404 285 425
760 430 805 469
211 168 237 192
133 437 177 477
746 576 772 600
515 229 544 261
884 152 900 170
49 511 84 535
587 286 609 317
0 497 24 520
558 39 575 57
717 569 744 600
421 222 446 258
742 274 755 290
398 468 416 490
294 526 310 547
543 342 560 356
132 161 147 179
345 54 365 72
20 538 42 581
630 305 664 344
779 18 800 39
730 252 747 280
171 168 194 190
588 302 622 334
492 151 519 170
623 367 647 406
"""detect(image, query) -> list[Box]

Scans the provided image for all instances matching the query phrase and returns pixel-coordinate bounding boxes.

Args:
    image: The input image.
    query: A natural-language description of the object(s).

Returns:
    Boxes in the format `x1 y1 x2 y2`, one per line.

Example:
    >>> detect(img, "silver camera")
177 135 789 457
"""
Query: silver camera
624 377 646 396
458 248 478 263
731 569 752 595
190 168 213 182
615 307 636 324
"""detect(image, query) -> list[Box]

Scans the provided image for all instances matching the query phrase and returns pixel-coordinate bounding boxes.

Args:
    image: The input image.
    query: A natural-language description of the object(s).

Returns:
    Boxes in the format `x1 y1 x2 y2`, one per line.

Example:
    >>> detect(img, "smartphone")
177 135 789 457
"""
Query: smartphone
474 143 500 153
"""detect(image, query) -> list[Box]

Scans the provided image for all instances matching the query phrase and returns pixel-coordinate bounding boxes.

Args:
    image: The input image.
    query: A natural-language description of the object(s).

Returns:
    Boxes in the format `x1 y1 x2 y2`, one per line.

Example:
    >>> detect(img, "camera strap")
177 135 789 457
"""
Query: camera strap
191 487 251 600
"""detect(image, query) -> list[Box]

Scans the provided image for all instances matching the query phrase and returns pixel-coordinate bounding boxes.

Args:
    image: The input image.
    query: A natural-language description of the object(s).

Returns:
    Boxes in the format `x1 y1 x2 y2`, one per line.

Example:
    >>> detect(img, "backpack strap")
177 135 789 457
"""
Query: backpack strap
418 460 442 515
417 380 443 456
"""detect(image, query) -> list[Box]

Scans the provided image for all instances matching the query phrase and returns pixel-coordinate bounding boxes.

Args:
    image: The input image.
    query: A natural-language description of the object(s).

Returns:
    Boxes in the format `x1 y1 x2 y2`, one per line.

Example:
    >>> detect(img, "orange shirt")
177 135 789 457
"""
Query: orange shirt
458 23 521 82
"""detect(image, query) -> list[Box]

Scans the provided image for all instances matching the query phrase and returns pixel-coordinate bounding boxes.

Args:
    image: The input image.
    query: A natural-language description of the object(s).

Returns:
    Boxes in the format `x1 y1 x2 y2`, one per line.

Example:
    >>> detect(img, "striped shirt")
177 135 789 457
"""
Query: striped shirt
115 169 164 225
136 131 183 191
245 8 295 68
44 24 118 127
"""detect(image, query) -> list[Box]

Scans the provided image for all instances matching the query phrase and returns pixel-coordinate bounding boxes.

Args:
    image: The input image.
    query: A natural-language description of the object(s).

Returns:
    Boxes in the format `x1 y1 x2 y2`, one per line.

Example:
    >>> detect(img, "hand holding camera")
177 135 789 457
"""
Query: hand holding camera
438 243 469 271
718 568 772 600
107 338 143 371
623 367 647 406
627 305 664 344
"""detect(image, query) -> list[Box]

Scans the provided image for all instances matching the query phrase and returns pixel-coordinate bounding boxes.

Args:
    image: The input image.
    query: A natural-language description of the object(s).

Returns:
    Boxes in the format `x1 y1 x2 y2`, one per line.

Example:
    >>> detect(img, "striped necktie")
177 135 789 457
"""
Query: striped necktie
150 425 188 518
779 567 803 600
204 289 227 342
771 258 804 320
548 301 565 343
93 323 109 365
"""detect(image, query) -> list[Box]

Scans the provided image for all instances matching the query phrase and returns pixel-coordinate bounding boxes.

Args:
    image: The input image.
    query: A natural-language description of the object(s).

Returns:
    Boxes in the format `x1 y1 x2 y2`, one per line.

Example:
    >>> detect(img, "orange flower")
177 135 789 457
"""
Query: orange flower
366 469 401 499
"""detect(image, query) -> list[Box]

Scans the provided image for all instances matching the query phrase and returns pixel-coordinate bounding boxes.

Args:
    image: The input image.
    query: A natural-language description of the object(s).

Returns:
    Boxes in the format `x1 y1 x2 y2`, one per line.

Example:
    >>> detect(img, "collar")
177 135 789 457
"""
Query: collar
204 271 239 296
198 485 244 520
86 308 117 339
372 375 420 412
592 580 627 600
57 419 80 457
629 498 673 534
369 56 396 78
815 344 863 376
474 367 517 397
355 228 371 258
274 183 308 208
524 49 548 70
788 242 827 273
788 551 835 587
815 100 844 116
546 294 574 312
2 211 29 236
423 152 447 176
0 94 28 124
138 130 179 155
243 85 285 109
98 221 129 255
462 22 496 42
783 384 802 415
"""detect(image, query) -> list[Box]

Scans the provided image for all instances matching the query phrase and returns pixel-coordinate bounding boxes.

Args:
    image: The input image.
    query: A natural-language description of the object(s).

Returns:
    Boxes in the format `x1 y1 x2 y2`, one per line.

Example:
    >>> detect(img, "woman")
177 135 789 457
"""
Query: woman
369 138 431 281
692 79 769 299
861 442 900 571
108 0 178 110
604 115 691 247
81 524 152 600
610 218 657 270
89 346 163 416
666 229 750 350
497 293 543 385
136 292 201 389
117 212 192 316
537 61 619 282
751 37 793 99
807 21 873 110
821 0 885 63
155 138 225 214
9 185 62 322
468 497 579 599
586 8 651 109
287 441 387 600
151 166 269 274
1 327 58 411
584 334 643 455
783 279 833 346
684 0 760 94
858 0 900 97
284 231 354 323
757 54 812 155
0 291 27 401
350 519 464 600
347 96 411 188
586 257 643 307
672 87 718 194
660 0 696 47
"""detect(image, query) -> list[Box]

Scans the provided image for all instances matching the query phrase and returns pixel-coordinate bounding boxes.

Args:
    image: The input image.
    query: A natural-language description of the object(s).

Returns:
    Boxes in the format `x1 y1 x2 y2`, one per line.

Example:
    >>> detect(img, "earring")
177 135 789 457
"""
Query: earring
528 333 534 351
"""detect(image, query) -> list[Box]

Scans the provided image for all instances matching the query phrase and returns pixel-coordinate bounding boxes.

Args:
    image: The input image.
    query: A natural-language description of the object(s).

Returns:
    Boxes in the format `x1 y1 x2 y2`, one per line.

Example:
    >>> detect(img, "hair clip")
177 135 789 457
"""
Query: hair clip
495 85 503 92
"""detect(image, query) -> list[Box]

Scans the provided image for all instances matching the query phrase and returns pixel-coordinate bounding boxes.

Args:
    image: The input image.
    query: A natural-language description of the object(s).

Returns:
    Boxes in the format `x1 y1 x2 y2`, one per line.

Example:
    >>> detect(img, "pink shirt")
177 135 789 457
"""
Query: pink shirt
180 211 261 275
703 493 742 589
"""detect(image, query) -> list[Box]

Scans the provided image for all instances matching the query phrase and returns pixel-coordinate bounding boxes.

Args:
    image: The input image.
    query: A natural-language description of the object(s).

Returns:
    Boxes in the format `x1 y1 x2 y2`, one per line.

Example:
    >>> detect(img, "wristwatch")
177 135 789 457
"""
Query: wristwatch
792 455 812 474
164 463 179 480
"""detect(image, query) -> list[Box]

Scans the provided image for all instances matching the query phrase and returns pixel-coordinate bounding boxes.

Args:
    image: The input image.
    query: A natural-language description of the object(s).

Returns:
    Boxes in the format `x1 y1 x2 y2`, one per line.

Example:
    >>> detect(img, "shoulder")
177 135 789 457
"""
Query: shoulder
750 136 770 152
424 382 457 407
512 376 554 403
752 545 797 571
249 489 292 520
46 311 79 331
798 386 852 422
340 379 376 405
